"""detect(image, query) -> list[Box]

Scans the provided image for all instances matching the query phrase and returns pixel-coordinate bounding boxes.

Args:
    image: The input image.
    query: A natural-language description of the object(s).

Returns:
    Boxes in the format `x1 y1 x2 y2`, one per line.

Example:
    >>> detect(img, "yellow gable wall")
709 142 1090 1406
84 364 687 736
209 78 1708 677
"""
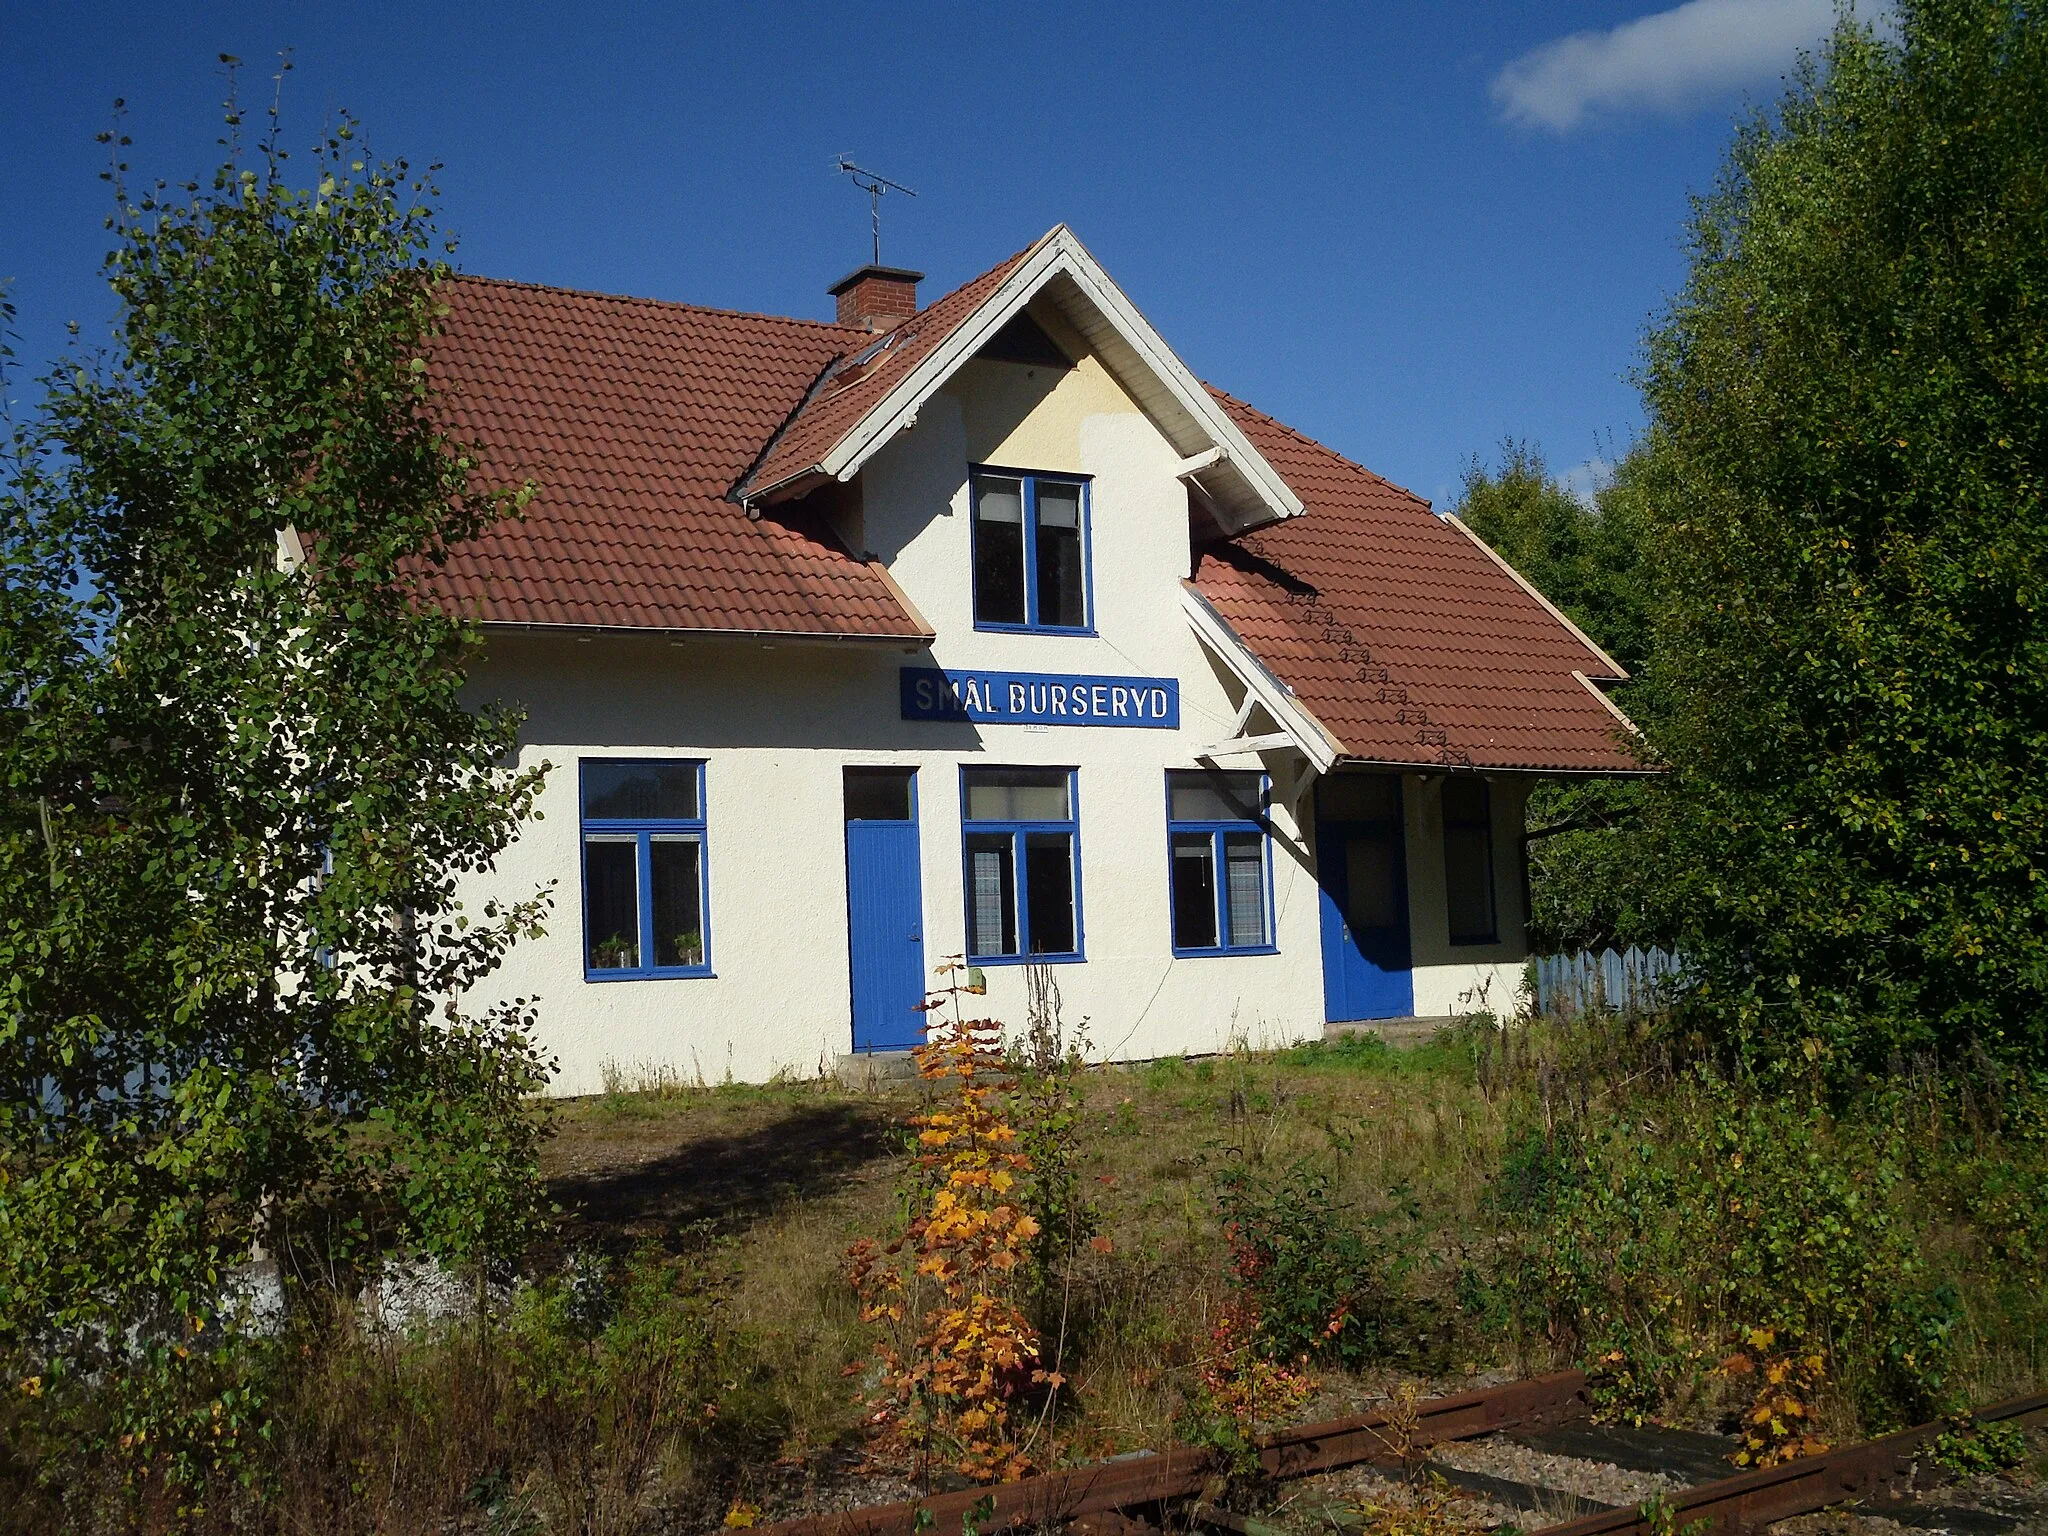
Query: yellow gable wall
939 304 1146 473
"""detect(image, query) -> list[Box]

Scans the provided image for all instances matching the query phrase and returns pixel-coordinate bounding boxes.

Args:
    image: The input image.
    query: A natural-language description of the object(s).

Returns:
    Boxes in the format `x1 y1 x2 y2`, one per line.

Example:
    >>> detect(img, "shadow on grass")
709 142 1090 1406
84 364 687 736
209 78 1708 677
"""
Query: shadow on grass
547 1100 901 1256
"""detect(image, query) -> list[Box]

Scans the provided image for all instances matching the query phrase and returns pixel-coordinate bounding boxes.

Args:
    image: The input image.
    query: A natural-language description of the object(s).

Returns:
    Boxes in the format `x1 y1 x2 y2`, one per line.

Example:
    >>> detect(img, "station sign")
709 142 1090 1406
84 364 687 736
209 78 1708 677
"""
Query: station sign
900 667 1180 729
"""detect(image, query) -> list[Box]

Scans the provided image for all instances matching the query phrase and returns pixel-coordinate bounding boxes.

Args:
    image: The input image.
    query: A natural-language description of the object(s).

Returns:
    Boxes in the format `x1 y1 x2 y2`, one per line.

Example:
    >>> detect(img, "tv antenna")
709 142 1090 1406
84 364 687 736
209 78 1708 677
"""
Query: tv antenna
836 157 916 266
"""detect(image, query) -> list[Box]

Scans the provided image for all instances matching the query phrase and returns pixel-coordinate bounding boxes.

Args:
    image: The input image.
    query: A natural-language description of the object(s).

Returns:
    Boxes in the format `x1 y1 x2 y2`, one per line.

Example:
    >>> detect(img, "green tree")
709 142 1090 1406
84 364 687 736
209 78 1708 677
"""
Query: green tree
0 85 554 1465
1454 440 1652 678
1453 444 1661 949
1631 0 2048 1068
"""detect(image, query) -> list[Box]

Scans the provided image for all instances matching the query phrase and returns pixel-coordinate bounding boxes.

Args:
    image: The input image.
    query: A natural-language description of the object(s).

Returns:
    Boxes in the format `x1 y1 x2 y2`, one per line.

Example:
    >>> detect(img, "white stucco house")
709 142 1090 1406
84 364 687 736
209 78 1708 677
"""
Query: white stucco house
423 227 1641 1093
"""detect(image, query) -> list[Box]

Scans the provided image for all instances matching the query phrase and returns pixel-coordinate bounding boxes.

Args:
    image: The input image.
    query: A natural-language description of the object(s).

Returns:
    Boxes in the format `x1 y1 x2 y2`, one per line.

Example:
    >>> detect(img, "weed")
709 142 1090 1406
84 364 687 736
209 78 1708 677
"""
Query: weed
1175 1298 1314 1473
1930 1416 2027 1479
1636 1491 1711 1536
1720 1330 1830 1468
1215 1157 1419 1369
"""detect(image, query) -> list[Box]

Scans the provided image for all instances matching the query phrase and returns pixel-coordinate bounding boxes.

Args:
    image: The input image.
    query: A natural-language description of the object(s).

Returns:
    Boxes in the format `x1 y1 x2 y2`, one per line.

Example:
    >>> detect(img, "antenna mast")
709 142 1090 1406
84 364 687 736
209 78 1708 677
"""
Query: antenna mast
835 157 917 266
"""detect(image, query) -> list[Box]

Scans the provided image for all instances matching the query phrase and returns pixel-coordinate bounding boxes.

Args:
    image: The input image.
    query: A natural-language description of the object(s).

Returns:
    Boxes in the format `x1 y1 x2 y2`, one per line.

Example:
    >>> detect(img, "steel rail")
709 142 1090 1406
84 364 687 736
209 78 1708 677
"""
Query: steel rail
753 1370 1592 1536
1528 1388 2048 1536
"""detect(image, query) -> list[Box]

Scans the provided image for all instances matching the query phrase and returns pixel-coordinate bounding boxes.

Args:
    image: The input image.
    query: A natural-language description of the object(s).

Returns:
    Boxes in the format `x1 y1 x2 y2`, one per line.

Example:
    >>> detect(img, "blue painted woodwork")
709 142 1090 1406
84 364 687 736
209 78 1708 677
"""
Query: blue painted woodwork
969 467 1095 635
1316 812 1413 1022
846 810 927 1053
901 667 1179 728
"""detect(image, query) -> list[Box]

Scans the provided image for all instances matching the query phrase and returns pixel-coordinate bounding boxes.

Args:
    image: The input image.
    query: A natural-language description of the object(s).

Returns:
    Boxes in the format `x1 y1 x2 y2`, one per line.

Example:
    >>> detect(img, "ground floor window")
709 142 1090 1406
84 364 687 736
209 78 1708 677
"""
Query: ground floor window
1167 769 1273 953
581 759 710 978
1442 776 1497 945
961 766 1081 962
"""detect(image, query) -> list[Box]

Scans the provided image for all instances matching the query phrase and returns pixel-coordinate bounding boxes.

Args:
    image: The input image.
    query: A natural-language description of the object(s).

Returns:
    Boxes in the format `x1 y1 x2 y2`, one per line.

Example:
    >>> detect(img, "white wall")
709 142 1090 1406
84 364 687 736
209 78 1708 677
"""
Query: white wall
1401 774 1533 1019
457 317 1533 1092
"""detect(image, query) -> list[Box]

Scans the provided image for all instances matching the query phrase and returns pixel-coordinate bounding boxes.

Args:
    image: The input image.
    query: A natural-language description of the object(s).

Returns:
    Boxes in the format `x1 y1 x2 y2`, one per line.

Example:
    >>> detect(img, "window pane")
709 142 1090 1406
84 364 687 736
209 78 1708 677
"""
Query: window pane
844 768 914 822
650 836 704 967
1169 770 1263 823
974 478 1026 625
1024 832 1076 954
1224 832 1268 947
1034 482 1086 628
1319 773 1398 823
1343 832 1401 931
1442 776 1490 826
584 761 699 821
1445 825 1497 944
963 767 1070 822
584 836 640 969
1171 833 1218 949
966 834 1018 956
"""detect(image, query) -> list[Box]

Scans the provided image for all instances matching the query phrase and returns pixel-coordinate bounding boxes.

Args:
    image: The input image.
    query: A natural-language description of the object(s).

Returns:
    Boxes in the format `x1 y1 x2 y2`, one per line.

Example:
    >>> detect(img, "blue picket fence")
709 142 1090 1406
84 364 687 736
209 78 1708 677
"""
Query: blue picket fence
1532 945 1684 1018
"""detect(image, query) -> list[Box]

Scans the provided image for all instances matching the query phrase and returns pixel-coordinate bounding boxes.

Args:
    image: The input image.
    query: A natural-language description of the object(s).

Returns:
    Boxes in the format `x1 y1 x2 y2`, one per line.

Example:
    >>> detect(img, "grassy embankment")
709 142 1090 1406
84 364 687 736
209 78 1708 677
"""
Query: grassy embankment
13 1018 2045 1534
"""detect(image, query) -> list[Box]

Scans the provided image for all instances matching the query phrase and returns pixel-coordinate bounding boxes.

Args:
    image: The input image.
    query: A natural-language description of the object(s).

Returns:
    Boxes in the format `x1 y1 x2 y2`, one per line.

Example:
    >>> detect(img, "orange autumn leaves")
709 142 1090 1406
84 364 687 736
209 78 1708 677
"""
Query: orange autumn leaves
1720 1329 1831 1469
848 984 1050 1482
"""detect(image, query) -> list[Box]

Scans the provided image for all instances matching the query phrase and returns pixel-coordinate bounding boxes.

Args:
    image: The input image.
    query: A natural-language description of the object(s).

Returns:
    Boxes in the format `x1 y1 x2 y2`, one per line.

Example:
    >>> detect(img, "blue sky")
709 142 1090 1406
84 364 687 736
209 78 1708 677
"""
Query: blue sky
1 1 1855 510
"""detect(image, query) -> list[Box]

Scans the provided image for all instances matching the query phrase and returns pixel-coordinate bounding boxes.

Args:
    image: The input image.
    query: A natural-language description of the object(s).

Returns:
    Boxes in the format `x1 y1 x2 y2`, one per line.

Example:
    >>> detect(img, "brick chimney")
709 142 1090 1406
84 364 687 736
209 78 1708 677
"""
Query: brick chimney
829 264 922 331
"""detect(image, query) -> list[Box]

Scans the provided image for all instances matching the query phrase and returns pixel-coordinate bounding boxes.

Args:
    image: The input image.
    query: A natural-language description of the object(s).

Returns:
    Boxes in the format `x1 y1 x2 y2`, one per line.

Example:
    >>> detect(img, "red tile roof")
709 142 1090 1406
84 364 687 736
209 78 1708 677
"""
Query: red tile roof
1194 392 1641 773
422 257 1641 773
423 276 929 638
738 242 1039 499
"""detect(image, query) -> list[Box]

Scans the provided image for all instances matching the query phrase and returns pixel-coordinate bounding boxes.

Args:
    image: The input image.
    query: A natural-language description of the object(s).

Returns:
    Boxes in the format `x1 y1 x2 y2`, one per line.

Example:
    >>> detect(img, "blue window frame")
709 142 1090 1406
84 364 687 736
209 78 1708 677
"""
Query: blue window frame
1166 769 1275 956
970 468 1093 633
961 766 1083 963
580 759 712 980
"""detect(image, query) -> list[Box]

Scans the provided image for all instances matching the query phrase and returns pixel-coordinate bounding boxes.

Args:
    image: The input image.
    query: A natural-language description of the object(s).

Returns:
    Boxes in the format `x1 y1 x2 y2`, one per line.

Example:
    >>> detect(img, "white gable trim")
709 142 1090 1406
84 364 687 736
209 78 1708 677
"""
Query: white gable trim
1181 581 1343 772
1573 669 1644 739
1444 513 1629 681
798 227 1305 533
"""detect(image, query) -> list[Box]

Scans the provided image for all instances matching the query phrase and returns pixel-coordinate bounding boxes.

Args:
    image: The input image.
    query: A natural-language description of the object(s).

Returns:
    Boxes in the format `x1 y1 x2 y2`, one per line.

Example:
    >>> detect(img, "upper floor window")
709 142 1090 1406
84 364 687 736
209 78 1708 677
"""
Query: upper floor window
971 469 1090 632
1167 770 1274 954
581 759 711 979
961 766 1082 962
1442 777 1497 946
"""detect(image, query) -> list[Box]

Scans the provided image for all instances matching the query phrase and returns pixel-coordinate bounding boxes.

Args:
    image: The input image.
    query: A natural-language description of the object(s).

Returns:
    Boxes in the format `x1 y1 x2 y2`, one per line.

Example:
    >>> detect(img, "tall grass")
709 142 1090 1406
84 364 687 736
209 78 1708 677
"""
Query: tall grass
6 1015 2043 1532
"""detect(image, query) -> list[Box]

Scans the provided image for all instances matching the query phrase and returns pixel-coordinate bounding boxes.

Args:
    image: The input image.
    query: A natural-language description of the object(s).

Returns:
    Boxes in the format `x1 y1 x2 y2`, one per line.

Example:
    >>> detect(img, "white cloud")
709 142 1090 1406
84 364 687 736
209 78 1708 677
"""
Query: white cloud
1562 456 1614 507
1491 0 1875 133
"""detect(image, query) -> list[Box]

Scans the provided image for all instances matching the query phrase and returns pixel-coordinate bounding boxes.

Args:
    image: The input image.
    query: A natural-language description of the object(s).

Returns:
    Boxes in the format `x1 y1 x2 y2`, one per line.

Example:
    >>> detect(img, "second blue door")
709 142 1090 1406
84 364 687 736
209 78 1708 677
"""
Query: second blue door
1315 775 1415 1022
845 769 927 1053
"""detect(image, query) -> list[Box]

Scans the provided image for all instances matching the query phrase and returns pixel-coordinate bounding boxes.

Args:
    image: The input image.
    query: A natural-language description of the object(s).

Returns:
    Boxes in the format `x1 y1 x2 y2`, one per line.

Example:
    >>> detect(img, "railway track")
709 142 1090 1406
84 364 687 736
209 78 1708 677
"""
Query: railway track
754 1373 2048 1536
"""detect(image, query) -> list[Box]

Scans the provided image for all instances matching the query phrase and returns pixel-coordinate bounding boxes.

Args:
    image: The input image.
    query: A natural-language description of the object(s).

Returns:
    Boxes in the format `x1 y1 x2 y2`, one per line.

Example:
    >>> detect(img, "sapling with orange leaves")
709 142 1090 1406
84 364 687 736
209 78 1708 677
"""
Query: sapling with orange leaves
848 963 1050 1483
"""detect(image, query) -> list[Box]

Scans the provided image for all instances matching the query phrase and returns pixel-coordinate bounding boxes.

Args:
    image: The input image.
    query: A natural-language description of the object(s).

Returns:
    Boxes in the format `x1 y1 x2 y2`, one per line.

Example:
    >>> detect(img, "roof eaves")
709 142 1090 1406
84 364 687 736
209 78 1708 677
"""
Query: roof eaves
481 620 932 646
1043 232 1304 527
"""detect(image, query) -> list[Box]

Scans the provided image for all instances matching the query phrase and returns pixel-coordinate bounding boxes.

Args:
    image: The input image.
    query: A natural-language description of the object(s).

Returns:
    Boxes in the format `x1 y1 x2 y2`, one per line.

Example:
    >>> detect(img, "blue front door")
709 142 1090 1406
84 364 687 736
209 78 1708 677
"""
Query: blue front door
844 769 927 1053
1316 778 1414 1022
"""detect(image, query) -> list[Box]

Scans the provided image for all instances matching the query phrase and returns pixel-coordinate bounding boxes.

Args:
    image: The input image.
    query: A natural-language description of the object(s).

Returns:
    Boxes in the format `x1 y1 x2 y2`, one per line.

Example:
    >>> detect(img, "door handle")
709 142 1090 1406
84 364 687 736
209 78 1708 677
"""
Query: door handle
909 930 921 941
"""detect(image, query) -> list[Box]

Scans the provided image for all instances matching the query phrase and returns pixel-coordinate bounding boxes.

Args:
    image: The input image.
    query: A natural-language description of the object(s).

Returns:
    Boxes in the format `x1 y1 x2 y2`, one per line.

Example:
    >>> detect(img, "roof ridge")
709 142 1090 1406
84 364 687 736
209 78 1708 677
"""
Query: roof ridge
443 271 869 338
1205 384 1432 511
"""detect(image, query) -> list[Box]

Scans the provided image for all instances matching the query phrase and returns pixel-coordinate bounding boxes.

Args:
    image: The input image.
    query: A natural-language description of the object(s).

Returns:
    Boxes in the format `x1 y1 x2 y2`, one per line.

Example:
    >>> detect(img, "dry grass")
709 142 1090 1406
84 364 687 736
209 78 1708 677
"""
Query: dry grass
533 1030 1541 1471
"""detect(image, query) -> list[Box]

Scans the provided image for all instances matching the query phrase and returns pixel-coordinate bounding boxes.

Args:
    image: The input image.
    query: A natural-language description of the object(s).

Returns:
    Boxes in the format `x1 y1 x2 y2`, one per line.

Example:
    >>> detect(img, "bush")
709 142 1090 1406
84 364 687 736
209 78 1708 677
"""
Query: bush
504 1248 776 1531
1215 1157 1420 1370
1518 1079 1962 1429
